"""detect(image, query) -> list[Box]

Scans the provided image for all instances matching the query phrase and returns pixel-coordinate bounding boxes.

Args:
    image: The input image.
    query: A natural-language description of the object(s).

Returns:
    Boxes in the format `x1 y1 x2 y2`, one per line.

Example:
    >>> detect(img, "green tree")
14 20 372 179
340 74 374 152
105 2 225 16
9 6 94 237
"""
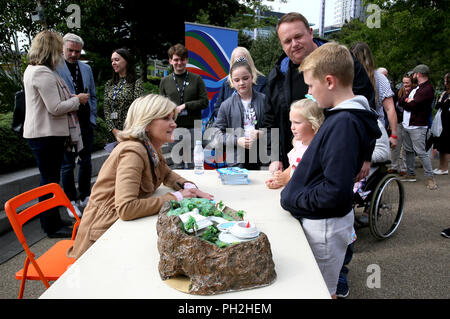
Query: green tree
250 30 283 76
330 0 450 89
0 0 287 111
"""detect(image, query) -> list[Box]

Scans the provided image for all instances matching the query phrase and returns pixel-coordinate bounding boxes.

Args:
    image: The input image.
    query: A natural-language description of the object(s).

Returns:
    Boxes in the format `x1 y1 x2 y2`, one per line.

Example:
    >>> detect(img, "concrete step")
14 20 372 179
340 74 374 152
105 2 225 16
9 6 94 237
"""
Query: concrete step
1 146 177 236
0 151 108 236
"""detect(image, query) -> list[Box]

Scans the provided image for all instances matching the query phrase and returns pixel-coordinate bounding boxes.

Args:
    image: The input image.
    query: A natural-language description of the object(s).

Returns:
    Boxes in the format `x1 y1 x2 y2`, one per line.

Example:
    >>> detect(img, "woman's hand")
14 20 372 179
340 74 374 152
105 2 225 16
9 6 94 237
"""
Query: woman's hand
180 188 214 200
112 128 121 140
389 136 398 148
265 177 283 189
237 137 253 149
76 93 90 104
355 161 371 182
249 129 263 140
269 161 283 174
176 104 186 115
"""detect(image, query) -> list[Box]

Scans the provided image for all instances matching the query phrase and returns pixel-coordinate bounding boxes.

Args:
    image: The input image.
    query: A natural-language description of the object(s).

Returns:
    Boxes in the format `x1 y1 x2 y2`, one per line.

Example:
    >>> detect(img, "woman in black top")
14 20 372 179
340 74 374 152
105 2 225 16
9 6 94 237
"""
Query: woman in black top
433 72 450 174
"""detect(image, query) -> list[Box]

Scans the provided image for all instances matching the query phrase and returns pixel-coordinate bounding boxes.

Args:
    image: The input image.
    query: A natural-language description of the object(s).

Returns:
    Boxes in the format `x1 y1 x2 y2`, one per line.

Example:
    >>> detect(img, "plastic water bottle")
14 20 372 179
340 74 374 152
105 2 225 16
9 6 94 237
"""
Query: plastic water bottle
194 140 204 174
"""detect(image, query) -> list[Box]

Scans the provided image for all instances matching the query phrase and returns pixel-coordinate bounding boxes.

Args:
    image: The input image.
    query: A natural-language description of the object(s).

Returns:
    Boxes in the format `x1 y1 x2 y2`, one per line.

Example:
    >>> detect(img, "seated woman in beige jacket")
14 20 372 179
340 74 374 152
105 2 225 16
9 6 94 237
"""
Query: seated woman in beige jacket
67 94 213 259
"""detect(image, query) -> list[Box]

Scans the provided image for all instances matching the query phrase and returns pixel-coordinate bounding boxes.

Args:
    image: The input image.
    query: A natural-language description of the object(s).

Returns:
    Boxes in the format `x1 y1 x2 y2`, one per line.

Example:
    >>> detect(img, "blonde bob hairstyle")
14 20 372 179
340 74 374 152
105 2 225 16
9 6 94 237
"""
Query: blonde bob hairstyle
117 94 177 143
290 98 324 135
28 30 64 70
227 46 264 87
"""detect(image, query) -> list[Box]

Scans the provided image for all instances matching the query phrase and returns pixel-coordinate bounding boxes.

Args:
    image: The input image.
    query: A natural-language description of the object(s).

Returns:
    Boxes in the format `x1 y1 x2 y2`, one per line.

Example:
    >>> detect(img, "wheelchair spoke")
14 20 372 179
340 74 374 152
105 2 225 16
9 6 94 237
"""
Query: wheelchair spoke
370 175 405 239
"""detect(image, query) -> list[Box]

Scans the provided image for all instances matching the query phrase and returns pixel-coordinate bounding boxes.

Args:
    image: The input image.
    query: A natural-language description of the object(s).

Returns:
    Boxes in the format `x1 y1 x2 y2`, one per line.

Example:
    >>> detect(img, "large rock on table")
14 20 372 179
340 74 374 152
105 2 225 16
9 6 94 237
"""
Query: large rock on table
156 201 277 295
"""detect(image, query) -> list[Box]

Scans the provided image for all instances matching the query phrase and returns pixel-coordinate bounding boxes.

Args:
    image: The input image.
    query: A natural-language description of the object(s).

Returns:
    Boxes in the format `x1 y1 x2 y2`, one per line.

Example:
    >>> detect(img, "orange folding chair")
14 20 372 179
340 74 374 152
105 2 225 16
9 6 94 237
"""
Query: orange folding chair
4 183 81 299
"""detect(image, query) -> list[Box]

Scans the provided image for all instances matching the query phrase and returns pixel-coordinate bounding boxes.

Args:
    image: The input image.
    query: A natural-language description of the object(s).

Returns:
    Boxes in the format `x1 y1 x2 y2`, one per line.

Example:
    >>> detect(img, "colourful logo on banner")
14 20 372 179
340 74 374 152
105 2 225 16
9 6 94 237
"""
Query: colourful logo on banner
186 29 229 102
185 25 237 122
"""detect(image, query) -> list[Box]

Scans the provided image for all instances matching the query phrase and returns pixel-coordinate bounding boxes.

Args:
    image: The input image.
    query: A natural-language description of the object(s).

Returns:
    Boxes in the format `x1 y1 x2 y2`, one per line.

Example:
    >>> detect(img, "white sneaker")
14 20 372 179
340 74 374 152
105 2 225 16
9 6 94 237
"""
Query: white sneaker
67 201 82 218
78 196 89 208
433 169 448 175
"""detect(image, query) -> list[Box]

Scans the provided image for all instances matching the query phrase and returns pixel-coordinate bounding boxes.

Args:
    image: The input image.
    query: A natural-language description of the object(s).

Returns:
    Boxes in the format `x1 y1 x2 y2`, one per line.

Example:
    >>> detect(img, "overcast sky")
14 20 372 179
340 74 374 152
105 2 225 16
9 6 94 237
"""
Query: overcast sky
262 0 336 27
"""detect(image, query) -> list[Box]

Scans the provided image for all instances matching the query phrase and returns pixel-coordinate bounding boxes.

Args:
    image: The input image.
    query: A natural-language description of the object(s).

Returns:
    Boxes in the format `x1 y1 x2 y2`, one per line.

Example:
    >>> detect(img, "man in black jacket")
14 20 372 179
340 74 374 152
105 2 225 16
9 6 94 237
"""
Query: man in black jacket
263 12 377 299
263 12 375 172
280 42 381 298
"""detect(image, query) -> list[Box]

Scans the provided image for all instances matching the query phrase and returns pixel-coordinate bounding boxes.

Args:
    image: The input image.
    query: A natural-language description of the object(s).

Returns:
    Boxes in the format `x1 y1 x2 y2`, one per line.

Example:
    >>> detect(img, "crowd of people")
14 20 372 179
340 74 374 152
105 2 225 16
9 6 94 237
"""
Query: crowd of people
21 11 448 299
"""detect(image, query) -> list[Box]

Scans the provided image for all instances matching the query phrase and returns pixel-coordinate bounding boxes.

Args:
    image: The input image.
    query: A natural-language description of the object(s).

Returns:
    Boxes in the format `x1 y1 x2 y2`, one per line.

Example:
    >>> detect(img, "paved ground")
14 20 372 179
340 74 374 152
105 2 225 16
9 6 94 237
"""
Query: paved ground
0 158 448 299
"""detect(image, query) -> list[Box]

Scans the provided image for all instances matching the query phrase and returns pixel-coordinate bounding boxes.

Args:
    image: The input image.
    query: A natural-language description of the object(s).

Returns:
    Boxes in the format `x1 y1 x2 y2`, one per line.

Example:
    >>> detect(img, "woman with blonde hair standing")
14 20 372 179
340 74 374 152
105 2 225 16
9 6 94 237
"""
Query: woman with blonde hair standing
213 46 267 115
67 94 213 259
23 30 89 238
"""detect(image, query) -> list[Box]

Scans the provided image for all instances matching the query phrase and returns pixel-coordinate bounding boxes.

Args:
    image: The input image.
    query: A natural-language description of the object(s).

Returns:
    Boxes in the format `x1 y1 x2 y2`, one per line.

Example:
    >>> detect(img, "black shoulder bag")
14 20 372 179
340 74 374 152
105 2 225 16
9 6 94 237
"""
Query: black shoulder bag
11 90 25 135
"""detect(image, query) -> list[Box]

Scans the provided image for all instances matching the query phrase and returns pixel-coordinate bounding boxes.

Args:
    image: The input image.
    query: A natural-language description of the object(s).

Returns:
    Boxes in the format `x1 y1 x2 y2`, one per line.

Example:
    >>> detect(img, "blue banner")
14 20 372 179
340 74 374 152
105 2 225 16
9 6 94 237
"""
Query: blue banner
185 22 238 128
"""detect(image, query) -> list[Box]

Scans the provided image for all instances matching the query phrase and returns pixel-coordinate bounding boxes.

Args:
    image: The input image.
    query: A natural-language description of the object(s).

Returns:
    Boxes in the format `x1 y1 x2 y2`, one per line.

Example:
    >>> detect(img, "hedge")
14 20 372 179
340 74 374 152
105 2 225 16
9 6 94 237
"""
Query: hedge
0 78 159 174
0 112 109 174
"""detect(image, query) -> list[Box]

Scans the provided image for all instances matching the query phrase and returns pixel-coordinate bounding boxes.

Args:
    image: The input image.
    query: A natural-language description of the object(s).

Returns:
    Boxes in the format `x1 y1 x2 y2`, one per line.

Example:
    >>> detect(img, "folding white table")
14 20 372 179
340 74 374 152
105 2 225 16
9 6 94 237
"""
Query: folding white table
40 170 329 299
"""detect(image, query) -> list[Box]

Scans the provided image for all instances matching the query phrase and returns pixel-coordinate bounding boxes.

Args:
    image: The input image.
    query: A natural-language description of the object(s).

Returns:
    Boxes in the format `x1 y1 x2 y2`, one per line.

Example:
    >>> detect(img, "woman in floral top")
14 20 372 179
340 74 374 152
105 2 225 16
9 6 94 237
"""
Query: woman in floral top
104 48 144 142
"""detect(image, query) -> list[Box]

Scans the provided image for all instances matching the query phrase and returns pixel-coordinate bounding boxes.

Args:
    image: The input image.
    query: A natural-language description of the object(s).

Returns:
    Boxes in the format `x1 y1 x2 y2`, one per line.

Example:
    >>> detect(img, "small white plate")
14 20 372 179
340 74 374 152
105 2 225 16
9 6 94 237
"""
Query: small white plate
218 232 253 244
230 221 260 239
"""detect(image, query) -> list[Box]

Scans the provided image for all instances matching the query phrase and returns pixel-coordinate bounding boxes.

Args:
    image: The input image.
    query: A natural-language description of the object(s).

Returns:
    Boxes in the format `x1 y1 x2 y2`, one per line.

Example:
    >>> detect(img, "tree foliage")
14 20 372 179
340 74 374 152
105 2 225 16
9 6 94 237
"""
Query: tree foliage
250 31 283 76
330 0 450 89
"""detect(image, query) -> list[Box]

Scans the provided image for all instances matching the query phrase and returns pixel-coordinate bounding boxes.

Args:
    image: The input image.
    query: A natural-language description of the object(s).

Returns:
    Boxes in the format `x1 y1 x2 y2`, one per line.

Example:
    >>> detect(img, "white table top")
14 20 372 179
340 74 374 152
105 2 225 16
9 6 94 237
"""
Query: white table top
40 170 330 299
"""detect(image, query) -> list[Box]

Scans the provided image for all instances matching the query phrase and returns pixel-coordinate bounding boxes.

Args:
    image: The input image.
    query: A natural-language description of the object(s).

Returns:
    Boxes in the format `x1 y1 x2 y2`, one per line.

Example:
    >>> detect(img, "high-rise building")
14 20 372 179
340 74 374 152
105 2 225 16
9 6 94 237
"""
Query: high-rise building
319 0 326 37
334 0 366 26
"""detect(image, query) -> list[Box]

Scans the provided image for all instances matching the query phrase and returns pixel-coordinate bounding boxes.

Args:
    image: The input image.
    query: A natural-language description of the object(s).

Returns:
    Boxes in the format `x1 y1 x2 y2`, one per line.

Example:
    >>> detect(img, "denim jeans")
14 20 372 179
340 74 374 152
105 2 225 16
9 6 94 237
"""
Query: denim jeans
61 124 94 201
402 126 433 177
27 136 67 234
338 243 354 290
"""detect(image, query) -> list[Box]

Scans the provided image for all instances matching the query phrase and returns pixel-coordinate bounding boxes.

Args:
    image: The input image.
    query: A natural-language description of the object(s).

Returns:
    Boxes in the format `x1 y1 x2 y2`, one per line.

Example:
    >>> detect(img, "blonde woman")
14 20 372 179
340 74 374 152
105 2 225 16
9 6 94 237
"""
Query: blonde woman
213 46 267 114
265 98 324 189
23 30 89 238
67 94 213 259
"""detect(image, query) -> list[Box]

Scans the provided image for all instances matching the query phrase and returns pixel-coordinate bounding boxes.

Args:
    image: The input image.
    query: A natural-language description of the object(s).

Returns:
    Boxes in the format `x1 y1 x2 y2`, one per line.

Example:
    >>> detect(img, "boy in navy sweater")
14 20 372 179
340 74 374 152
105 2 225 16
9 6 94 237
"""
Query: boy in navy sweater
280 43 381 298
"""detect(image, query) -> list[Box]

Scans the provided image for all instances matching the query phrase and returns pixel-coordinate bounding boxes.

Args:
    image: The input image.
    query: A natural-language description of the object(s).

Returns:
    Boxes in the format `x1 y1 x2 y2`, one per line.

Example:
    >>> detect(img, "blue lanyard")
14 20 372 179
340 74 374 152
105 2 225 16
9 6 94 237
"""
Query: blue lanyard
113 79 126 101
172 72 189 104
70 63 79 90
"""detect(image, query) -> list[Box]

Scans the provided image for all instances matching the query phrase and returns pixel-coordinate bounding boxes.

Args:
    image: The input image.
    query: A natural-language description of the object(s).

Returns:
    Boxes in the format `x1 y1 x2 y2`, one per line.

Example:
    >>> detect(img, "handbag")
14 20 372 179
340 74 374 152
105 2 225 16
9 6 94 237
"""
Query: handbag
425 128 436 152
430 109 443 137
11 90 25 135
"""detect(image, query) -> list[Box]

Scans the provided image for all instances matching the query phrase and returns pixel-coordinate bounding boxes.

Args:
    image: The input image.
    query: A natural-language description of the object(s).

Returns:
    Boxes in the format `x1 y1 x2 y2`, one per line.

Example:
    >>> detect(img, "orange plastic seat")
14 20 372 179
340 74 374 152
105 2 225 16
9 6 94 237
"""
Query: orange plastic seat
4 183 81 298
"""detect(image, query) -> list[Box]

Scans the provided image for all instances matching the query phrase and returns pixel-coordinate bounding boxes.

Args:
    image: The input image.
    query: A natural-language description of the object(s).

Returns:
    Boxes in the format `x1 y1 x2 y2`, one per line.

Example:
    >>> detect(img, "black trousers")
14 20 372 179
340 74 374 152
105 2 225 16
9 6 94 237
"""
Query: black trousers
27 136 66 234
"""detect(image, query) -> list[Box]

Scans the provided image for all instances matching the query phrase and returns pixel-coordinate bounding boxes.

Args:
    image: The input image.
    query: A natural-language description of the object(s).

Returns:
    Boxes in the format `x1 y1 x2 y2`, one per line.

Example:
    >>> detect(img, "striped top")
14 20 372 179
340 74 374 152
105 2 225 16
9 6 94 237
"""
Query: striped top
374 70 394 122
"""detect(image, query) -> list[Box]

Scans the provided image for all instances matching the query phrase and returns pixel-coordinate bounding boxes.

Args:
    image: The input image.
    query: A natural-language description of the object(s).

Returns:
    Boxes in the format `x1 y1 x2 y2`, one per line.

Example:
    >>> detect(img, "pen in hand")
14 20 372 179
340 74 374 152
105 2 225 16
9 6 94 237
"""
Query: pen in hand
176 182 184 190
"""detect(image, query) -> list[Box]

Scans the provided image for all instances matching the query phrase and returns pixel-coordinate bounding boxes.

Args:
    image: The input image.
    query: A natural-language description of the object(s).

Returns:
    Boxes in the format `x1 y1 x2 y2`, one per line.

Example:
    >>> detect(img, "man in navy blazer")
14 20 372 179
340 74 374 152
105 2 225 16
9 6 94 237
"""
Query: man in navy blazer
57 33 97 217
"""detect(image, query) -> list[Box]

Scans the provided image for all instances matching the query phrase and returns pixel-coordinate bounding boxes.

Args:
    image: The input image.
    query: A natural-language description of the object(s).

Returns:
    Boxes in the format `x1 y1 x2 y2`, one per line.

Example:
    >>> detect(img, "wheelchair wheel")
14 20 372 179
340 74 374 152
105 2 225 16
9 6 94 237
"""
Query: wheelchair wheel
369 174 405 240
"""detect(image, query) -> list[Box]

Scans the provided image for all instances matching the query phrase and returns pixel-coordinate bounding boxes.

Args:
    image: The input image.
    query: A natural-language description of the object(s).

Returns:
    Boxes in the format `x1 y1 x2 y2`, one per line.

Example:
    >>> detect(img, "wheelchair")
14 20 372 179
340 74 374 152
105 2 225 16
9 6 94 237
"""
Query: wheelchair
353 161 405 240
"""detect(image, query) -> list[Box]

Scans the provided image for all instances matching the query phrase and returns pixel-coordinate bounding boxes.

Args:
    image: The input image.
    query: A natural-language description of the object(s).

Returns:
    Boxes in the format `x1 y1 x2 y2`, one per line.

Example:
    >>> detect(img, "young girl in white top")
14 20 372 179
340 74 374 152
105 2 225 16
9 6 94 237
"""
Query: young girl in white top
213 58 266 169
266 98 324 189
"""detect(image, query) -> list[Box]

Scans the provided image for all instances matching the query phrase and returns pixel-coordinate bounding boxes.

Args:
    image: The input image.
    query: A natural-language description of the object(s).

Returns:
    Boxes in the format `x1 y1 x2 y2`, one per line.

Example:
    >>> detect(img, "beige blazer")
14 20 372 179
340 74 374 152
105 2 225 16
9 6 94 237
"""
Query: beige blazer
67 140 191 259
23 65 79 138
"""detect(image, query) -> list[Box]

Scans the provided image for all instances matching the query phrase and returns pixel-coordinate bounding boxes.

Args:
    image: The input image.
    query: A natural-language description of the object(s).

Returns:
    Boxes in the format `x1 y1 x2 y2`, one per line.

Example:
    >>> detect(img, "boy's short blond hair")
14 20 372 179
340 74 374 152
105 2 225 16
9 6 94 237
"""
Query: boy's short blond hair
299 42 354 87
